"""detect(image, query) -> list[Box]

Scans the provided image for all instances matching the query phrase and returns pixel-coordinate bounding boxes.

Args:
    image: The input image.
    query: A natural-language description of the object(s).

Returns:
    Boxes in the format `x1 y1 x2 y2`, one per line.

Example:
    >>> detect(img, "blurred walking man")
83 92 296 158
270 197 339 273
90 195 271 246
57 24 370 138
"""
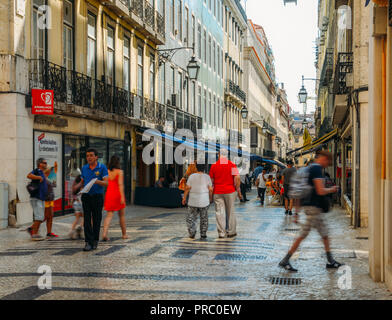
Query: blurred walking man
281 160 297 215
279 150 342 272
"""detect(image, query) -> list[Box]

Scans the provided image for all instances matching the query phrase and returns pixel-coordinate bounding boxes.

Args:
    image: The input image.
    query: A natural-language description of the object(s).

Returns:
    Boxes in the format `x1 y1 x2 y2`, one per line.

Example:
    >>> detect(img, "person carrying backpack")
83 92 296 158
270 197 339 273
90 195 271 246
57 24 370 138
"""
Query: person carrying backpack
26 158 48 241
279 150 343 272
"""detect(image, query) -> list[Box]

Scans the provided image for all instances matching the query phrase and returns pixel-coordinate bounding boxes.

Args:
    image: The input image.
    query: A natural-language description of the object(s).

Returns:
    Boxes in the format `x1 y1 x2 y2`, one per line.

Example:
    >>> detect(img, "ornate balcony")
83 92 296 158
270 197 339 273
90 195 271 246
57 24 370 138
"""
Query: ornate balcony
263 149 276 159
27 59 202 133
333 52 353 95
144 0 155 29
226 80 246 104
320 48 334 87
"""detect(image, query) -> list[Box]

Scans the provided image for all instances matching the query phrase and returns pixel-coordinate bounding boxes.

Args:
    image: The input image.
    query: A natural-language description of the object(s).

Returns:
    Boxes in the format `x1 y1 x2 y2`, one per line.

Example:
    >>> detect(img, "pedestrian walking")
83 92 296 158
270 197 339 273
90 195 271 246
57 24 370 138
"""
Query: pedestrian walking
43 177 58 239
69 175 84 239
80 149 108 251
26 158 48 241
252 163 263 187
279 150 343 272
255 169 267 206
102 155 128 241
182 163 213 240
239 173 249 202
209 150 242 238
281 160 297 215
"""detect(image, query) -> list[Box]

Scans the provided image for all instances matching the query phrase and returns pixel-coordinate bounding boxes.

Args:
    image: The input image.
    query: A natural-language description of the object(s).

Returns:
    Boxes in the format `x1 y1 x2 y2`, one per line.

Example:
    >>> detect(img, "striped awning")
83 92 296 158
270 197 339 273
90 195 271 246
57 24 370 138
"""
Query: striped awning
292 128 338 158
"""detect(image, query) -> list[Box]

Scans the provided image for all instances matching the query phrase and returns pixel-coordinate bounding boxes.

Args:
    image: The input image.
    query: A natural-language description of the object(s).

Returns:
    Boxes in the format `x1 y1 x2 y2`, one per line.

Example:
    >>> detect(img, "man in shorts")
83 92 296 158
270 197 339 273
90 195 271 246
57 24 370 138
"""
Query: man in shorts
279 150 343 272
26 158 48 241
281 160 297 215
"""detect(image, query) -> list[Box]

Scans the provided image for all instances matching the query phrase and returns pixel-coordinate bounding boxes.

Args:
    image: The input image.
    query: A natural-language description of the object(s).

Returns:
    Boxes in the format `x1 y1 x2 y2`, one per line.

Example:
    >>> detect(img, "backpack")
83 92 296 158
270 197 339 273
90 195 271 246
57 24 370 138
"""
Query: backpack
288 166 313 200
26 169 40 197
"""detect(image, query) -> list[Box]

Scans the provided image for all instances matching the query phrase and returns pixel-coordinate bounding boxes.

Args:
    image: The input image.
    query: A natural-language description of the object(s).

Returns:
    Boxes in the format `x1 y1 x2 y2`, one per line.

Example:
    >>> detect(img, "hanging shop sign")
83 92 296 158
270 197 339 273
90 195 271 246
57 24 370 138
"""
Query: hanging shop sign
31 89 54 115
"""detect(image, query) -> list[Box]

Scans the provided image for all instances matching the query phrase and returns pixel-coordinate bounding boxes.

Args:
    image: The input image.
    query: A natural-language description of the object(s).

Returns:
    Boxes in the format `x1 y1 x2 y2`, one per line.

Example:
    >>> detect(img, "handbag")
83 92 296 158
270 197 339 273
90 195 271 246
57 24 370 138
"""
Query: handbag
26 181 39 197
178 177 187 191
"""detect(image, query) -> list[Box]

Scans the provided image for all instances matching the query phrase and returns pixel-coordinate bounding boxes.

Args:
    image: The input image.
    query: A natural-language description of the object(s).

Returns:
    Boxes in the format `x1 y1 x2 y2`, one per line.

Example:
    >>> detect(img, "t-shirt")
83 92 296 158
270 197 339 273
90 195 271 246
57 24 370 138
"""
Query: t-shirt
186 173 212 208
81 162 108 195
306 163 325 208
30 168 48 201
282 166 297 186
209 157 239 194
257 173 267 188
253 166 263 179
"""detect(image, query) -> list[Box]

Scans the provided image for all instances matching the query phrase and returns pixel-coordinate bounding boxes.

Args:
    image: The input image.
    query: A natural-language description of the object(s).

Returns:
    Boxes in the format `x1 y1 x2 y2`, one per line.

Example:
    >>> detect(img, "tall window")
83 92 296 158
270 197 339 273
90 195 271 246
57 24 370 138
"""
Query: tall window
208 35 211 68
123 36 130 91
106 25 115 85
197 23 202 59
191 15 195 47
171 0 175 35
191 82 196 114
203 29 207 63
171 67 175 94
178 71 182 108
212 95 216 126
159 63 165 104
137 45 144 97
32 0 46 59
87 13 96 79
185 7 189 45
212 40 216 72
63 0 74 71
208 92 212 124
150 54 156 101
197 85 201 117
213 0 216 17
203 88 207 122
178 0 182 40
208 0 211 11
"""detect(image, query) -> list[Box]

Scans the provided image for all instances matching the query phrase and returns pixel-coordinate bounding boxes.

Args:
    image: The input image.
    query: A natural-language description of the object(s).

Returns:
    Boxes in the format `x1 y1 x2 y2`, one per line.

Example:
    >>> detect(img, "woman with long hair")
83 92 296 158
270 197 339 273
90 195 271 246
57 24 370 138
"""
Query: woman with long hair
102 155 128 240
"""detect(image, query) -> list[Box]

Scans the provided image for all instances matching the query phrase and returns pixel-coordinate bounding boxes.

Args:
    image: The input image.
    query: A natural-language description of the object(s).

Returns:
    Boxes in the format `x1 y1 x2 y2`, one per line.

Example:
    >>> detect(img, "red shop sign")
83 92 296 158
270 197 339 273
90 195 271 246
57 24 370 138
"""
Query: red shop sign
31 89 54 115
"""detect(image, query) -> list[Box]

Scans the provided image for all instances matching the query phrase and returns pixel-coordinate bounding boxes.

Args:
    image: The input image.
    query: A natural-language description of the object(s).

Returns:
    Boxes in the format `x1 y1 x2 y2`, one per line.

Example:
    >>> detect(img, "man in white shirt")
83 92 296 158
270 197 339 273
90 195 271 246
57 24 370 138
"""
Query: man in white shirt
255 169 267 206
182 164 214 240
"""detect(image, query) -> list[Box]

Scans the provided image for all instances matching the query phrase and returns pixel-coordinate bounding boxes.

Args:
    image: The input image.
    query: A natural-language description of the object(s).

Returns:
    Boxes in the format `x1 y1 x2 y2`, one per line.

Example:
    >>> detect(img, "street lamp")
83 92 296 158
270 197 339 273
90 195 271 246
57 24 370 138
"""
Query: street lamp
158 43 200 80
298 75 319 104
241 106 248 119
187 55 200 81
298 85 308 104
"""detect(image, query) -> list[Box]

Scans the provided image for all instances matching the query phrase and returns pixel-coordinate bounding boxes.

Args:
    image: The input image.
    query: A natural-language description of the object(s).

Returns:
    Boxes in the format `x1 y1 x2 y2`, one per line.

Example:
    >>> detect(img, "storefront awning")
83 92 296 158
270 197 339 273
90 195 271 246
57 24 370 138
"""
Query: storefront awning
293 128 338 158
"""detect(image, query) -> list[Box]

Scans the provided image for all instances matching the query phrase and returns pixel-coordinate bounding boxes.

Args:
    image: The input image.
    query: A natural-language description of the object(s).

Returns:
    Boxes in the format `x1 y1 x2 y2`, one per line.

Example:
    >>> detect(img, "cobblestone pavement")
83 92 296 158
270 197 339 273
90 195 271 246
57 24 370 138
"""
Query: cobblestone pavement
0 189 391 300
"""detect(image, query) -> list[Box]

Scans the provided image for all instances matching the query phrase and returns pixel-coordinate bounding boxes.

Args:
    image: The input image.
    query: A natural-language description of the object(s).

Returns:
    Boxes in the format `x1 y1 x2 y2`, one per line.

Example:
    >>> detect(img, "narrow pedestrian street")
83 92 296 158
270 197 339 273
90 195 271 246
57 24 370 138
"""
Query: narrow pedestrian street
0 189 390 300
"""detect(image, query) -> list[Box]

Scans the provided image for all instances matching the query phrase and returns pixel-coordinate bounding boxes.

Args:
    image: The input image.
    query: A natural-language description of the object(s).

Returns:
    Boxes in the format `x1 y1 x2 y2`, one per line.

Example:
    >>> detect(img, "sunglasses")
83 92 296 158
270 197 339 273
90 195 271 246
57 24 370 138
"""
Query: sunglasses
41 162 47 165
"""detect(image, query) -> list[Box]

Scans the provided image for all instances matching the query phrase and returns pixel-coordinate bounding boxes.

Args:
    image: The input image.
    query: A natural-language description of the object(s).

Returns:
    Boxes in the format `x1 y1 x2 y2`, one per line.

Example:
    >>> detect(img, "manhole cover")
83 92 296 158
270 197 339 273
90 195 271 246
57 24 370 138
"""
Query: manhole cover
356 236 368 240
269 277 301 285
285 228 300 232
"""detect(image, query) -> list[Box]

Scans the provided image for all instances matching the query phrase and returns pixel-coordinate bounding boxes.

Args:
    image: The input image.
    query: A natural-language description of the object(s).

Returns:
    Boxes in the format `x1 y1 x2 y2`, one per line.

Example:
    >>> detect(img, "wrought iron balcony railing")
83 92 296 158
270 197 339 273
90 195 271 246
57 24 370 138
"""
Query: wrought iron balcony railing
27 59 202 132
156 12 165 38
263 120 277 136
333 52 353 95
226 80 246 103
144 0 155 29
320 48 334 87
263 149 276 158
131 0 144 18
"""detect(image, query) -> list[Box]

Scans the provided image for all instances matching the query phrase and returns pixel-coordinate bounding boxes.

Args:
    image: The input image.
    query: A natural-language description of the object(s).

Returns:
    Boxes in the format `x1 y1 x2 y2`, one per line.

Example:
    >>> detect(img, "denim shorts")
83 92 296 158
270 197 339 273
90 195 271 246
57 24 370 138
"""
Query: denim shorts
30 199 45 222
73 200 83 214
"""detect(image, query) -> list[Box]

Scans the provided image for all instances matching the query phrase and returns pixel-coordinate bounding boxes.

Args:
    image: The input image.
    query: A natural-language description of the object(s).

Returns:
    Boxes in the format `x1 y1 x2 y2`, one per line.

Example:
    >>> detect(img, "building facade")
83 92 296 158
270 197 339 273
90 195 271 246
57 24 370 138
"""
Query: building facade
0 0 170 224
223 0 247 146
243 20 280 168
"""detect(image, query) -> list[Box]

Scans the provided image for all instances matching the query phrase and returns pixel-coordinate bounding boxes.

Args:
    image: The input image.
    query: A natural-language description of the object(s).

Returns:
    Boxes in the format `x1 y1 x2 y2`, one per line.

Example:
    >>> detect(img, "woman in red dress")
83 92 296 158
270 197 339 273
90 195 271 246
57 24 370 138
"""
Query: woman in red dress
102 155 128 241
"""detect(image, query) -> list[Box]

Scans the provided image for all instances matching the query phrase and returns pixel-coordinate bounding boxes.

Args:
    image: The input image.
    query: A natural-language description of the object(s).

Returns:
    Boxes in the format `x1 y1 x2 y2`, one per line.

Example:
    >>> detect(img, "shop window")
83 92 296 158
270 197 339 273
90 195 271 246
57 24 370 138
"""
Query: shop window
89 137 108 166
64 135 87 212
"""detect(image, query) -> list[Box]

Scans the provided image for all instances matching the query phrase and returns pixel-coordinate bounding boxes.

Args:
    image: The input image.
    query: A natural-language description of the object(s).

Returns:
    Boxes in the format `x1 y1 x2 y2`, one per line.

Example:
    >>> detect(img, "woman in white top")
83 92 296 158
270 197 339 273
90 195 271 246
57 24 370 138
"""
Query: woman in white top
182 163 213 240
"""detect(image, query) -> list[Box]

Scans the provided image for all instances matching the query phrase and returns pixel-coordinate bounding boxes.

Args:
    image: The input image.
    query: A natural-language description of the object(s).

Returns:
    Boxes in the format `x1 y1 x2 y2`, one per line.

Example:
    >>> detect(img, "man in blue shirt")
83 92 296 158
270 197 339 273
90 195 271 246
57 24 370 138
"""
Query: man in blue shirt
26 158 48 241
81 148 108 251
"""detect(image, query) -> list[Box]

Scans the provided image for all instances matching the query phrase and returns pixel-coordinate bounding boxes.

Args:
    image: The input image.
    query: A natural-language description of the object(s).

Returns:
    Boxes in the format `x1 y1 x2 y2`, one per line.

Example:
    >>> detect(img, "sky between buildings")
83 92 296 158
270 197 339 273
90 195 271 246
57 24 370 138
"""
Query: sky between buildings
242 0 319 114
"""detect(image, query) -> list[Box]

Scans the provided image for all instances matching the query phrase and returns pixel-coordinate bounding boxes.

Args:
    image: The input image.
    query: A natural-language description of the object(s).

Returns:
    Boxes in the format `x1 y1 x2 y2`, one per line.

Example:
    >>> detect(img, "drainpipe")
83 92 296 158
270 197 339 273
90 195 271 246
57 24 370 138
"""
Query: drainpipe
351 86 368 228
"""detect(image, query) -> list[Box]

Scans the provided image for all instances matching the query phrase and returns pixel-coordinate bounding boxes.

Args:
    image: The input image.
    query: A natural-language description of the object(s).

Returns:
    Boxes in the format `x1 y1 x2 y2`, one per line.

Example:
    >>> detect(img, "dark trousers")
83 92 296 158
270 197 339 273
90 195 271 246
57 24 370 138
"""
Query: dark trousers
81 193 104 244
258 188 266 205
240 183 248 201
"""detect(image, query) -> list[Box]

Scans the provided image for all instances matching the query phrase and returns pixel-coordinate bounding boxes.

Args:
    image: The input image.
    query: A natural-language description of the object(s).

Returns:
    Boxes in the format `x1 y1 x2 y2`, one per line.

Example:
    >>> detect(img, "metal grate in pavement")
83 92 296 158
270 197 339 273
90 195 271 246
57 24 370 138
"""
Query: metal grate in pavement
285 228 300 232
269 277 302 285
